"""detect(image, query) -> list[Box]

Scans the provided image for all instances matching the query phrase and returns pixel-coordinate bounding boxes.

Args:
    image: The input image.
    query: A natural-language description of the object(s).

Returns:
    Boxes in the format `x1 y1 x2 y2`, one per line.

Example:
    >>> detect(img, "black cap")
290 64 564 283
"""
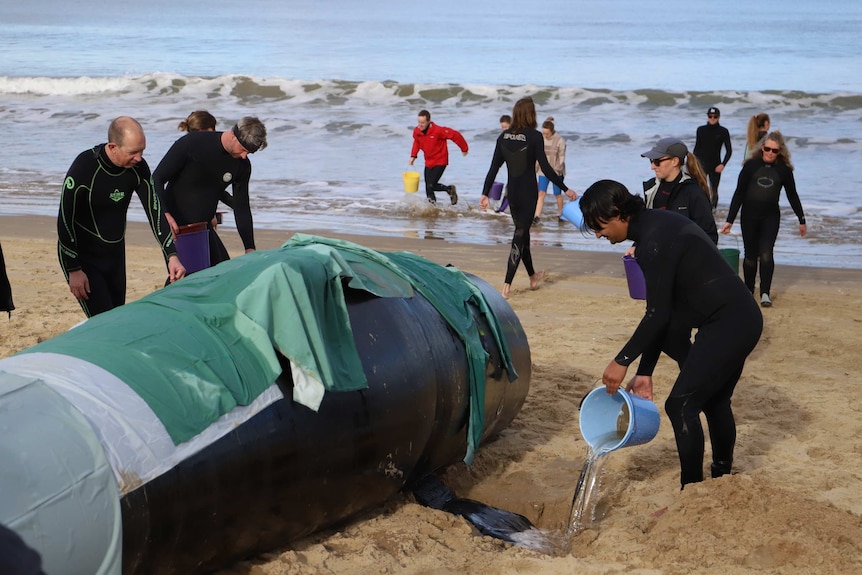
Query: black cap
707 107 720 116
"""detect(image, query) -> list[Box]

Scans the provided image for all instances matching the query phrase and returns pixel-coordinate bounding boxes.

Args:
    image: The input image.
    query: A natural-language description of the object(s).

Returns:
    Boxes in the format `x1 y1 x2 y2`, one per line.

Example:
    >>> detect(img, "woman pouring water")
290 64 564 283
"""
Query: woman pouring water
578 179 763 489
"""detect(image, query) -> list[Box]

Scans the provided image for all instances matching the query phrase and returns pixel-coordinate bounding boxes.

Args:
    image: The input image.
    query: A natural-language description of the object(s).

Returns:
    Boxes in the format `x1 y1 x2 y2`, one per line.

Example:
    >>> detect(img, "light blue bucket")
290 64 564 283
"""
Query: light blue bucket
578 387 660 453
560 197 583 227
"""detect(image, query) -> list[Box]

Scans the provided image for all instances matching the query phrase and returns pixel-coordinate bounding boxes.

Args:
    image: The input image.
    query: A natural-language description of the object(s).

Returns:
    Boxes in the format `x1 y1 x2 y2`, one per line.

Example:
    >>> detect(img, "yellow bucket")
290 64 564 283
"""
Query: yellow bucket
402 171 420 193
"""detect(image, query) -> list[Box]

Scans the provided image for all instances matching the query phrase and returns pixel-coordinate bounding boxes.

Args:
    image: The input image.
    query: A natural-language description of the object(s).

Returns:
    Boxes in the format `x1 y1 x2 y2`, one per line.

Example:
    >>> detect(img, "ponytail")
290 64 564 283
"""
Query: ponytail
684 153 711 200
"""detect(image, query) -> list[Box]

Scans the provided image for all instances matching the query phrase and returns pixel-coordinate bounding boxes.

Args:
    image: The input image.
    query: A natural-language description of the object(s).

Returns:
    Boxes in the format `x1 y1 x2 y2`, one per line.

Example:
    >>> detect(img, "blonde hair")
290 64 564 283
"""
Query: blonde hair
746 113 770 152
753 131 794 170
683 153 711 200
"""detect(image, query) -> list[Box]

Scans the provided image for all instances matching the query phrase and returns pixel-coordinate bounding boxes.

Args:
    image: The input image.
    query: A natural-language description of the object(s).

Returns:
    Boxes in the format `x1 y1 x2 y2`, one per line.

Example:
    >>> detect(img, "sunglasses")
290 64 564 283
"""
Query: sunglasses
707 115 719 119
650 156 674 166
762 146 780 154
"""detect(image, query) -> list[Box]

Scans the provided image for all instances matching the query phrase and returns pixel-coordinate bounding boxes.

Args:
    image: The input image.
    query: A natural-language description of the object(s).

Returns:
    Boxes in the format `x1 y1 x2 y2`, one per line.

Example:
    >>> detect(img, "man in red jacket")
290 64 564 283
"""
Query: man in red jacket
409 110 469 205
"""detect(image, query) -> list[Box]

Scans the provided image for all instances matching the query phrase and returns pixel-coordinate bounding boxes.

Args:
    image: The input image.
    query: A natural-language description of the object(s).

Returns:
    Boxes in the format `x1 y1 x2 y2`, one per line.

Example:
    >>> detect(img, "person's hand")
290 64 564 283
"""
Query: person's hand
462 151 468 157
479 195 490 211
715 164 725 173
408 157 415 166
565 189 578 200
623 245 635 258
799 223 807 237
167 255 186 283
245 248 256 254
164 212 179 237
626 375 654 401
720 222 733 234
67 269 90 300
602 360 628 395
210 216 219 230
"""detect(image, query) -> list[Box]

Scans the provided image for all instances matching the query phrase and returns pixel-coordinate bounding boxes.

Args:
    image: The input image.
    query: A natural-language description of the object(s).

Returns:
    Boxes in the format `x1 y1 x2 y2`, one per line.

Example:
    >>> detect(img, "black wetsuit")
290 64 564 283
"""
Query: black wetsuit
694 123 732 208
482 129 568 284
615 209 762 487
153 131 256 267
726 158 805 296
643 173 718 243
57 145 176 317
0 243 13 317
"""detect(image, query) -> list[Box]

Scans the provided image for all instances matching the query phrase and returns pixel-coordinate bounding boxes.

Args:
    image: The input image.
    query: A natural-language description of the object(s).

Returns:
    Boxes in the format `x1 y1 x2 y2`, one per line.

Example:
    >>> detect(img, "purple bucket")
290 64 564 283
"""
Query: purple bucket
489 181 504 200
175 223 211 274
622 255 646 300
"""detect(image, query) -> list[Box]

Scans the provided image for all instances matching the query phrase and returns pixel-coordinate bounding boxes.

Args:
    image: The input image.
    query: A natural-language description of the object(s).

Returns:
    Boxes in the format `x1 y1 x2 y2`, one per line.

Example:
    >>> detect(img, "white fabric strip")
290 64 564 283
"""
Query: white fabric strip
0 352 284 495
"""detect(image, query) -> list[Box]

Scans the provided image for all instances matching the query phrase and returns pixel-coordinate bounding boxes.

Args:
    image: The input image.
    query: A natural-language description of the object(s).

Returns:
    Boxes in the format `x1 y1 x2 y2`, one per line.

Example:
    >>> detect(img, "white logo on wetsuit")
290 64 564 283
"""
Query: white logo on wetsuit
223 172 233 183
503 133 527 141
756 176 775 188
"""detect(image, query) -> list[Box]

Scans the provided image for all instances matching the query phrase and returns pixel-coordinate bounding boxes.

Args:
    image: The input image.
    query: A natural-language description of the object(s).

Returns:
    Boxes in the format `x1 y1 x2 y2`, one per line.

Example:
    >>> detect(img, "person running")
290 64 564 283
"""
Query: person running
409 109 468 205
693 107 732 209
579 179 762 489
153 116 268 269
534 117 567 223
742 113 770 163
479 97 576 299
641 137 717 243
720 131 806 307
58 117 185 318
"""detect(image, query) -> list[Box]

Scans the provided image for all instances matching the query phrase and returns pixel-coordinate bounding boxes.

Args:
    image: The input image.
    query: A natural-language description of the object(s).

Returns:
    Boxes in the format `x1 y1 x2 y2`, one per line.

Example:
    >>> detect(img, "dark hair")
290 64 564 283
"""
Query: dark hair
179 110 216 132
510 97 537 132
499 114 511 124
541 116 555 132
418 109 431 121
579 179 645 232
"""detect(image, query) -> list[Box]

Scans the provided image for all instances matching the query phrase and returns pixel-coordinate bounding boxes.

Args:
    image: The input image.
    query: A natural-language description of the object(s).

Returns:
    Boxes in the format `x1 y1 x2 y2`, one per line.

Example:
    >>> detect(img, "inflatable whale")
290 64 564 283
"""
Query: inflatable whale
0 235 530 575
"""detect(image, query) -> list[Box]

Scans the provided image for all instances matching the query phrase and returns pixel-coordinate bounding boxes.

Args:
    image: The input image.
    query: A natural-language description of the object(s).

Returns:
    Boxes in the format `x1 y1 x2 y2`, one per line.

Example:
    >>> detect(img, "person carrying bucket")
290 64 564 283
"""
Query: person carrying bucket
154 116 268 272
579 179 763 489
409 109 468 206
720 131 807 308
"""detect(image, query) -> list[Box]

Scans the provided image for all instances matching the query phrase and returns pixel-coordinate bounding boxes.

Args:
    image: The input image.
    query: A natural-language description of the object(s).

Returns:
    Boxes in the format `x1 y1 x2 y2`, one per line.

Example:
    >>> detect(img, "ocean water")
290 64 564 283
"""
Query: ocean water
1 0 860 268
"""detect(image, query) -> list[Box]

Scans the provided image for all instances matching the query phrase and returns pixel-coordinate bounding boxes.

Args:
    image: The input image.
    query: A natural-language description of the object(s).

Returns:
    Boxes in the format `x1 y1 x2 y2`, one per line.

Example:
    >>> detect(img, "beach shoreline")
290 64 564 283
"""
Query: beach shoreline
2 214 861 575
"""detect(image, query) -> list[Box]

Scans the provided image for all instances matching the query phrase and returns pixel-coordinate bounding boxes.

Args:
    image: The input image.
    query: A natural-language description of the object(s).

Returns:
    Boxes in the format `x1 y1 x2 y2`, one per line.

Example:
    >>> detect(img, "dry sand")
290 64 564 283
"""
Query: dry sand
2 216 861 575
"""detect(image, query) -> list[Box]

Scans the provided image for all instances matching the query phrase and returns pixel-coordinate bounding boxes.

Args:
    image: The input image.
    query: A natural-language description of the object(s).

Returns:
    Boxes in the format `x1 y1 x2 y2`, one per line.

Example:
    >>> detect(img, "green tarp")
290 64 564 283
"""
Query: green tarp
21 235 516 462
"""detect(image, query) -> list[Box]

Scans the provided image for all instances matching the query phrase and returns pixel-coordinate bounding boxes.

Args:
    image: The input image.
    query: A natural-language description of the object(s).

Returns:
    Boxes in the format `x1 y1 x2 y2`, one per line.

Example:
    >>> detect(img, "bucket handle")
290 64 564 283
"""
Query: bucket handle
719 232 740 250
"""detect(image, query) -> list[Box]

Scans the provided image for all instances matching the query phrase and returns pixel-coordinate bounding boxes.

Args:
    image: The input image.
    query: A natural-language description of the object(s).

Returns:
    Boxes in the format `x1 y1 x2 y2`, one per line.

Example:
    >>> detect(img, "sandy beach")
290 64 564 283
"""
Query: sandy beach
2 215 861 575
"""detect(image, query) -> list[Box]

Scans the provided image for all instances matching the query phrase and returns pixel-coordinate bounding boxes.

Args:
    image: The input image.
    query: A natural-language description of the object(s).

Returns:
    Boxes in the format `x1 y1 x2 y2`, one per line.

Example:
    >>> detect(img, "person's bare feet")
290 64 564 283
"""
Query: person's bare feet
529 270 545 290
501 283 511 299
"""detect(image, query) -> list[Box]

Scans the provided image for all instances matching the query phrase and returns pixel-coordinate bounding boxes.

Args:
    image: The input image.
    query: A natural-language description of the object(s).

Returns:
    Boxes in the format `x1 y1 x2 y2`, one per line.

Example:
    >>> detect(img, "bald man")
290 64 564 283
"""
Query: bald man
58 116 185 317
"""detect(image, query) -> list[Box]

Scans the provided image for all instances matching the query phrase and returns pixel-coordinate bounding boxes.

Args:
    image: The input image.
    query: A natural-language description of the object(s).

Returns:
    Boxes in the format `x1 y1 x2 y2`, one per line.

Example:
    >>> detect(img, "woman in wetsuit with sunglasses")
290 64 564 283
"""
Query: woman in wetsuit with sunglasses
479 97 576 299
721 131 806 308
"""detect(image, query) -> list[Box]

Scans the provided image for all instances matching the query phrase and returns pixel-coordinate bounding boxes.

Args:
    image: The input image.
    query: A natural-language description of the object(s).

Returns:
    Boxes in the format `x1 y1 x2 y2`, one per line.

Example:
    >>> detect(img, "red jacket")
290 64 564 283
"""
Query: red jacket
411 122 468 168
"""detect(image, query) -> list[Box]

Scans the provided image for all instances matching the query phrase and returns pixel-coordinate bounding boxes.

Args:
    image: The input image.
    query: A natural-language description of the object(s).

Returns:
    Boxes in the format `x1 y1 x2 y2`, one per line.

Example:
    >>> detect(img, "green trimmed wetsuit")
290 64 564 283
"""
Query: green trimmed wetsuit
57 145 176 317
